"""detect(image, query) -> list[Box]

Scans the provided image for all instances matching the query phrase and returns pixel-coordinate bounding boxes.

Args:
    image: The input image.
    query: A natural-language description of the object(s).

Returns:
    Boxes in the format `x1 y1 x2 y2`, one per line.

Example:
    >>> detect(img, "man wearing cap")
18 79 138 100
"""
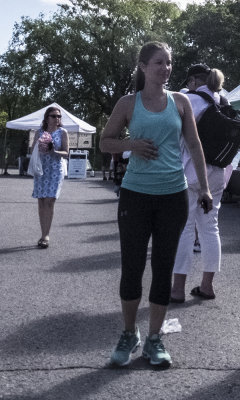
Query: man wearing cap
171 64 227 302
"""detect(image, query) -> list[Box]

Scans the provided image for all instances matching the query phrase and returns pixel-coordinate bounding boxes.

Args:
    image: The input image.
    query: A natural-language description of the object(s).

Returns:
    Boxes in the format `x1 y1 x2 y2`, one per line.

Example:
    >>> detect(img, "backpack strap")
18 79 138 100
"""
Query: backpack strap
187 90 215 104
220 95 229 106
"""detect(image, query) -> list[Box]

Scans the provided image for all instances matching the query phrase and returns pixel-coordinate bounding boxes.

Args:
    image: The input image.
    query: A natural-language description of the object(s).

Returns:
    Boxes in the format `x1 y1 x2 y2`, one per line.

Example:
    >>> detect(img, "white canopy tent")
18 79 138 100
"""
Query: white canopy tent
226 84 240 103
6 102 96 134
3 103 96 174
225 85 240 110
219 88 229 97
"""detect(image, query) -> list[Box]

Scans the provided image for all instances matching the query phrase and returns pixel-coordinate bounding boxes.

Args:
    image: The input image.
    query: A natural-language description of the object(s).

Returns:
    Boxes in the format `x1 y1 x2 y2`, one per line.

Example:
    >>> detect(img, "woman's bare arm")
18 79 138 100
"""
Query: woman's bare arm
100 95 158 160
30 131 40 153
53 129 69 158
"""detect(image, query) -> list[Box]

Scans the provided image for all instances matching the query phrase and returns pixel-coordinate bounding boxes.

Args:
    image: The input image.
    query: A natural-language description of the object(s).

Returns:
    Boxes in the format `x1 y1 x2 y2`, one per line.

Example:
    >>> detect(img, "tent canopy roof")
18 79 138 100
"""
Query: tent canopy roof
6 102 96 134
226 85 240 103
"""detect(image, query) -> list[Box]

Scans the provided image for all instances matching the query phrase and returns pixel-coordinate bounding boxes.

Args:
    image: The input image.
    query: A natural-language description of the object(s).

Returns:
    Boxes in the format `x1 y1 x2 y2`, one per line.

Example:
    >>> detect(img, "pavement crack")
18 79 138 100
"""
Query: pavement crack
0 365 239 373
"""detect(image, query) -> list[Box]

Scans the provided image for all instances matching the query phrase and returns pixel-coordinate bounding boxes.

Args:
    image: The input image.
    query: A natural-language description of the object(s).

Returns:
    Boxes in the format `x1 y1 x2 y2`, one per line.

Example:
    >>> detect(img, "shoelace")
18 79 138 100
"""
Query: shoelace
117 333 134 350
151 338 165 351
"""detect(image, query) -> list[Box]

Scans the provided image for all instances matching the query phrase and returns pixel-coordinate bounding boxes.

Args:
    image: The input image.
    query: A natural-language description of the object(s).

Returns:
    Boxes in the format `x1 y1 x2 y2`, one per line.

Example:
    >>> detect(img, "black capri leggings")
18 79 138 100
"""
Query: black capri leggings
118 188 188 306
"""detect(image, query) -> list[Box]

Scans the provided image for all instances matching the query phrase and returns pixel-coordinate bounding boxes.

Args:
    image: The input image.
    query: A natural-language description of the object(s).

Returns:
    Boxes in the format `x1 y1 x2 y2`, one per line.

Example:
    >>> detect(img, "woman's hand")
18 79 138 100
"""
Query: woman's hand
131 139 158 160
48 142 54 151
198 190 213 214
38 141 49 153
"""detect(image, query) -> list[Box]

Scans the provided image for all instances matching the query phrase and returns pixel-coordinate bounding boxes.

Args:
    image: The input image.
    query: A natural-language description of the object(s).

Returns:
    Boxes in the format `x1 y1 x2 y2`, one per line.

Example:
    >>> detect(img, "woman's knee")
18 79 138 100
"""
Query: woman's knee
45 198 56 208
120 281 142 301
38 198 45 210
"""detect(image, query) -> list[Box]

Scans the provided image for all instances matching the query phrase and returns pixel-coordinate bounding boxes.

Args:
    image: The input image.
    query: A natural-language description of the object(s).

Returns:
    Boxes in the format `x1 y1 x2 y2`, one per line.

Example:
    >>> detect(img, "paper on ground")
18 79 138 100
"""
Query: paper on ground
161 318 182 334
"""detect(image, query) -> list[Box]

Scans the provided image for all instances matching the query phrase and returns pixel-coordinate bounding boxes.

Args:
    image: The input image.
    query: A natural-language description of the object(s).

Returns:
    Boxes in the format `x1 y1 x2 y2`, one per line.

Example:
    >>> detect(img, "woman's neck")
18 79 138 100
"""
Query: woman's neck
140 85 167 113
142 82 165 99
47 125 58 133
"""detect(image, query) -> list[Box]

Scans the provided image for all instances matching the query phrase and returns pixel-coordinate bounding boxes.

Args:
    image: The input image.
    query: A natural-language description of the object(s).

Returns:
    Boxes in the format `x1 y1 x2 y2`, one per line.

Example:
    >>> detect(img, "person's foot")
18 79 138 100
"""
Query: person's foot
170 289 185 303
190 286 215 299
37 237 49 249
142 334 172 367
170 296 185 303
171 274 186 303
39 239 49 249
110 327 141 366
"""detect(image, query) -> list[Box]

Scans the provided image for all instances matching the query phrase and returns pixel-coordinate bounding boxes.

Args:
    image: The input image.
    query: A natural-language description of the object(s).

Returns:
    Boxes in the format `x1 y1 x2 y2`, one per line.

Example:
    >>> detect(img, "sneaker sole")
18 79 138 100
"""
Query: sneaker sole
111 340 141 366
142 351 172 367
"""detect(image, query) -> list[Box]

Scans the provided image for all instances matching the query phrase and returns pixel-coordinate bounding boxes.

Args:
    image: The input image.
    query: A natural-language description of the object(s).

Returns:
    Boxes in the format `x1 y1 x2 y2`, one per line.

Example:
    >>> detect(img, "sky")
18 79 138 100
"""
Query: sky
0 0 71 54
0 0 203 55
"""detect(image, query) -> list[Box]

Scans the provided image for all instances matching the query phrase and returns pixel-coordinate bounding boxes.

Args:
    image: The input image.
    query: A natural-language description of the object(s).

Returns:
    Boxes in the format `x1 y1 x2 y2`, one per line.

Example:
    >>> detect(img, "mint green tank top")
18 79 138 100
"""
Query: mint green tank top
122 91 187 195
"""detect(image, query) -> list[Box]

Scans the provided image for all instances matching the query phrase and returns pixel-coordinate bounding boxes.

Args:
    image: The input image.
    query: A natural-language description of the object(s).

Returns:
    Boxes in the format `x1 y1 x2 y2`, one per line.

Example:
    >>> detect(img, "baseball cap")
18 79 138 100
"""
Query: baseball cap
181 64 211 87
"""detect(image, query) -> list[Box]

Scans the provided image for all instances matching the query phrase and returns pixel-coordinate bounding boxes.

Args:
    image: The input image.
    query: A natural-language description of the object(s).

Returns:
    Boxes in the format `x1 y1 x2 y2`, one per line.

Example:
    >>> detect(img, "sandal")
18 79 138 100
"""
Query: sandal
170 297 185 304
38 239 49 249
190 286 215 300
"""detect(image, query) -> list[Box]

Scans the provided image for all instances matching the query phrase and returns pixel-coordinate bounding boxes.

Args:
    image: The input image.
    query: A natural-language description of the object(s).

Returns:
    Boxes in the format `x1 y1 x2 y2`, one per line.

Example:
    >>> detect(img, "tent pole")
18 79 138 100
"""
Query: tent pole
1 128 8 174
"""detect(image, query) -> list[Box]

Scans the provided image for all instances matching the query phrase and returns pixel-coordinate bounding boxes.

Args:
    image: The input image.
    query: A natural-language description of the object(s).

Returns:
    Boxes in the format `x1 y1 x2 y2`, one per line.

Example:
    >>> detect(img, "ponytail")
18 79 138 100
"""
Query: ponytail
207 68 224 92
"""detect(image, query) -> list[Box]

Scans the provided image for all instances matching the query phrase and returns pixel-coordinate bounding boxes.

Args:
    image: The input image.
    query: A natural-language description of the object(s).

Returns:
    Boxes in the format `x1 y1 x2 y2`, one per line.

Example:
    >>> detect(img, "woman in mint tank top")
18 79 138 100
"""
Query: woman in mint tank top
100 42 213 368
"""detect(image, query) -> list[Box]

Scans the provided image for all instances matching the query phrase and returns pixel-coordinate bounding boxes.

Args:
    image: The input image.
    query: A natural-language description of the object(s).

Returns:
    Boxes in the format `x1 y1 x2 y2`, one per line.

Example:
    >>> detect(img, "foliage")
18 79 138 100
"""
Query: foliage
0 0 240 166
171 0 240 90
0 110 8 130
0 0 181 125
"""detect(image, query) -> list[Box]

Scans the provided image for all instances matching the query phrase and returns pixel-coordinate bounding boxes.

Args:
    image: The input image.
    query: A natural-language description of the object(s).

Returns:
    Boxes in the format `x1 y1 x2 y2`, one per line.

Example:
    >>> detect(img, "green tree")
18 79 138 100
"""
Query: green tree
4 0 181 124
1 0 240 127
0 48 45 120
170 0 240 90
0 110 8 168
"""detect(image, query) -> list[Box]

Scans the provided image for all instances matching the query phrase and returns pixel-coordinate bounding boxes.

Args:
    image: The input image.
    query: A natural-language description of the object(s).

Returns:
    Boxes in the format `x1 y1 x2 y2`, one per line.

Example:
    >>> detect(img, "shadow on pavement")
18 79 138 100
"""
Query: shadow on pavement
48 251 121 273
64 220 117 227
84 199 118 204
221 241 240 253
185 370 240 400
0 308 149 356
0 245 40 255
2 368 137 400
83 232 120 243
48 251 151 273
3 367 239 400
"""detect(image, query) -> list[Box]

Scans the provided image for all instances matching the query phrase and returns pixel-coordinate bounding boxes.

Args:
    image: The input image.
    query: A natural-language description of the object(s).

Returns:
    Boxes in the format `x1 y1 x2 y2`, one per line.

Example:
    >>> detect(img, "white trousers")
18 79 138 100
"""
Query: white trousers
173 166 225 275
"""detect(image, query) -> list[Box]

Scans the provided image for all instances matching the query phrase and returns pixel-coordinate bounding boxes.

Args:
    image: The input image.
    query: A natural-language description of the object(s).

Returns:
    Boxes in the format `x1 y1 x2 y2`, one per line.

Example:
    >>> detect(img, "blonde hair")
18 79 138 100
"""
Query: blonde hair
207 68 225 92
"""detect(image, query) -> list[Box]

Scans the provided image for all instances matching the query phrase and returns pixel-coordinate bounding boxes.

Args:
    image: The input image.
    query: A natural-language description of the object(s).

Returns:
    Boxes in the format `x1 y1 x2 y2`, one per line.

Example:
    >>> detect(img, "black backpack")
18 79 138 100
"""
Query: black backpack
189 91 240 168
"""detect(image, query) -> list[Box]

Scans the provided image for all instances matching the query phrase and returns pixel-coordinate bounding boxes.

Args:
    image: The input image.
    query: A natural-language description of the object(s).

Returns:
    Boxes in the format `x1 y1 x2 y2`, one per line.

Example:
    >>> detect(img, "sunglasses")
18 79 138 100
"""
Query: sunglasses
49 114 62 119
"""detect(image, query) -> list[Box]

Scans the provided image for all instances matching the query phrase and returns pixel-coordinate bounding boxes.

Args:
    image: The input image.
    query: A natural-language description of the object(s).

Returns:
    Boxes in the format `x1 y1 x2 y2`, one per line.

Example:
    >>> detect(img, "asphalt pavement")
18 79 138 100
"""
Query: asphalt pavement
0 170 240 400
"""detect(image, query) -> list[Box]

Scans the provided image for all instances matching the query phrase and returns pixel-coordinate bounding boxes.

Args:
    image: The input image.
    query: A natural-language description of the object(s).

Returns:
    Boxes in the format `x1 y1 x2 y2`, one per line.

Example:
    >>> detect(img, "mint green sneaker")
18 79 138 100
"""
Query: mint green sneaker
142 334 172 367
110 327 141 366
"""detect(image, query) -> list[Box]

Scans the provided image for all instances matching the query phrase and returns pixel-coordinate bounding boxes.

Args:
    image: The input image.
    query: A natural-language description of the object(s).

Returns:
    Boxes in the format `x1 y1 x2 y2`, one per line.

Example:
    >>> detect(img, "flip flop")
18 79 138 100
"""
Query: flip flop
37 239 43 247
170 297 185 304
38 239 49 249
190 286 215 300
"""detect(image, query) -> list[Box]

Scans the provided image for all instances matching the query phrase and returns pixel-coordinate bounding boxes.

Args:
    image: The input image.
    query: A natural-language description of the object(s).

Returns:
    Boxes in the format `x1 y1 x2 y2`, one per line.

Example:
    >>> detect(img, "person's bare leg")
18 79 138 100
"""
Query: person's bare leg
38 198 55 240
200 272 215 296
42 198 55 240
121 298 141 332
38 198 45 239
149 302 168 336
171 273 187 300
